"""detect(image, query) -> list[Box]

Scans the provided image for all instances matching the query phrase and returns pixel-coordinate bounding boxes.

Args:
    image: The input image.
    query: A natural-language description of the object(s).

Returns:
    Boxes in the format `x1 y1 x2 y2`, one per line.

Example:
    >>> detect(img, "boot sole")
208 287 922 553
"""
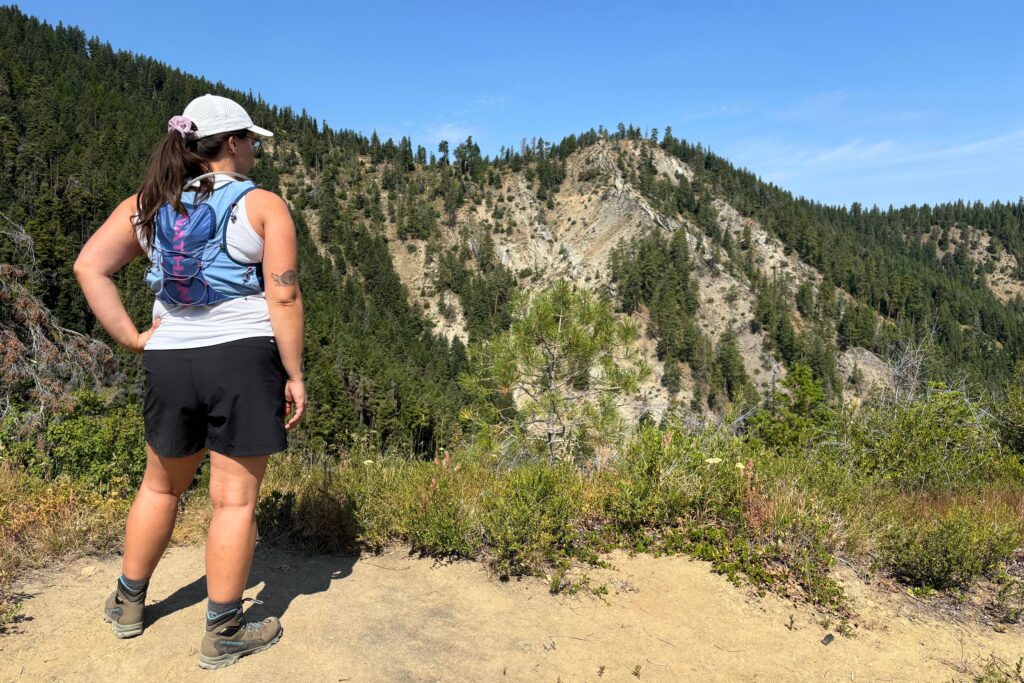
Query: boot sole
103 613 143 639
197 628 284 670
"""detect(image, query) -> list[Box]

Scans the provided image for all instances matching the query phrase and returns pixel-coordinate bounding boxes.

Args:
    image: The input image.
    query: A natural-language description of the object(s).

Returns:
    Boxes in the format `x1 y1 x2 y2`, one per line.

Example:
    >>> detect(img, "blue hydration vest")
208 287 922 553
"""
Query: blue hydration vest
144 173 264 306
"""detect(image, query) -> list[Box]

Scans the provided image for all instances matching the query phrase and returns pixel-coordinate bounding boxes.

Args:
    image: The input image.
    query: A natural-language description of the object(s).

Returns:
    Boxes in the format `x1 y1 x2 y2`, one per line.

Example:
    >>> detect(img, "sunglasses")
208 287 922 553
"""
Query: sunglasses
243 134 262 155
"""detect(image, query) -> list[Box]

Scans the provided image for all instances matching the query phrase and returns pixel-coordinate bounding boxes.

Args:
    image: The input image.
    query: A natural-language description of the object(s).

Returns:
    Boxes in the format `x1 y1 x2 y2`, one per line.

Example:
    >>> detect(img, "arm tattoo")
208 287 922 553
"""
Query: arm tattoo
272 270 298 286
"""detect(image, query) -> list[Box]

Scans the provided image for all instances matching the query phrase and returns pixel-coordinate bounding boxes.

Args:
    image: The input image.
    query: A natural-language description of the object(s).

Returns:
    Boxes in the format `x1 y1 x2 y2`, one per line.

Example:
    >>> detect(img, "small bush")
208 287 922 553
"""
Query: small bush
781 517 845 610
995 362 1024 459
666 525 782 590
255 490 301 543
748 365 827 454
41 401 146 491
402 460 482 559
342 458 411 550
831 386 1017 491
482 463 582 577
255 479 357 553
884 508 1021 589
604 427 695 535
992 575 1024 624
1 391 147 493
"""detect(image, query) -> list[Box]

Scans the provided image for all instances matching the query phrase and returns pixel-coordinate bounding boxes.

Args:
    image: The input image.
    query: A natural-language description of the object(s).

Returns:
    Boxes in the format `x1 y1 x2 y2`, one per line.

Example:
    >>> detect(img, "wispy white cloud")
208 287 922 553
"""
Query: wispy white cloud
474 94 510 109
741 128 1024 175
657 90 1021 205
773 90 852 122
423 122 477 145
352 92 508 149
449 93 512 119
893 128 1024 165
415 93 516 147
806 139 896 165
674 103 751 123
727 137 892 178
725 127 1024 205
858 108 937 128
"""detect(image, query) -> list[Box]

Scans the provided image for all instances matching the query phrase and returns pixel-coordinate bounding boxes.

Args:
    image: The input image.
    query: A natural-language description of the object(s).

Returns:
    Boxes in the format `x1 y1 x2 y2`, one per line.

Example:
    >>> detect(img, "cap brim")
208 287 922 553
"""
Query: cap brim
248 125 273 137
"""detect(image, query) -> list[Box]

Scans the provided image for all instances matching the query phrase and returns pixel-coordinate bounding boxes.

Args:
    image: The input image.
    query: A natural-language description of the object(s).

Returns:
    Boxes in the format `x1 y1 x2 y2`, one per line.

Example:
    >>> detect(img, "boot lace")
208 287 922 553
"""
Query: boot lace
241 598 266 631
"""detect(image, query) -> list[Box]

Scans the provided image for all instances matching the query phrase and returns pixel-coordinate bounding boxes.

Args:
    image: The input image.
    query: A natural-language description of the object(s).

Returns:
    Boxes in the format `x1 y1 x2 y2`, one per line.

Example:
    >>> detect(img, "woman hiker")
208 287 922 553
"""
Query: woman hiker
74 93 307 670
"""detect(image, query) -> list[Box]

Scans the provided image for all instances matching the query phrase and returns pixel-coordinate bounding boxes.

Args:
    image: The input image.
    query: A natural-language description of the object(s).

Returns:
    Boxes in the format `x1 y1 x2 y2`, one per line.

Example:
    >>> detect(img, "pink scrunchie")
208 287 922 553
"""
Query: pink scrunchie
167 115 193 138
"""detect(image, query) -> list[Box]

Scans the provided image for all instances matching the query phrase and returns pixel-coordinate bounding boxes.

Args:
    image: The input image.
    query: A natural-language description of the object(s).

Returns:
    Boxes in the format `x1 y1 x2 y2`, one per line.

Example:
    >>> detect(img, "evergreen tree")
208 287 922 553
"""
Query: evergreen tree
460 281 650 464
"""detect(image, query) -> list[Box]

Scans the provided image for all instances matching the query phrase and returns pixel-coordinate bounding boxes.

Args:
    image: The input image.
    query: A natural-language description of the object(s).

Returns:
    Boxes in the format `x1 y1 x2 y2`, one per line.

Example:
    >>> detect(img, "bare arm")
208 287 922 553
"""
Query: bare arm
249 189 306 429
73 195 159 353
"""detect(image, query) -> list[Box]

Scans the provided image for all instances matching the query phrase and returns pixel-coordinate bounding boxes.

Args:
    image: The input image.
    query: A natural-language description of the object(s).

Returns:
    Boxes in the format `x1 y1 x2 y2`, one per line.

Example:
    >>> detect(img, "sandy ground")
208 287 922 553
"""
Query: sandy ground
1 546 1022 682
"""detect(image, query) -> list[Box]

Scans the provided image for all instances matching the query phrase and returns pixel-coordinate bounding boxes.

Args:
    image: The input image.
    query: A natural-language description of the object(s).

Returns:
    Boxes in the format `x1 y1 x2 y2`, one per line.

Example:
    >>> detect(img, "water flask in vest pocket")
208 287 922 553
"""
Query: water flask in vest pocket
146 202 218 305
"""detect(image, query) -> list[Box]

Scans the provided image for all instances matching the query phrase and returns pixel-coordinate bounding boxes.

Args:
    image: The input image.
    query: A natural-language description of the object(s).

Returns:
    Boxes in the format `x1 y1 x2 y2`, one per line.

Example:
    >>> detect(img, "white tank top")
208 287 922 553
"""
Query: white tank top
139 174 274 350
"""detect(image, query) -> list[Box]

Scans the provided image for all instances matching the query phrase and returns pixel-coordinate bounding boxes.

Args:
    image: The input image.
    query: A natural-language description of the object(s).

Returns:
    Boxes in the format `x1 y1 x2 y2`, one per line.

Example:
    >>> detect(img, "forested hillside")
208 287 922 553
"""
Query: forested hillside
3 5 1024 453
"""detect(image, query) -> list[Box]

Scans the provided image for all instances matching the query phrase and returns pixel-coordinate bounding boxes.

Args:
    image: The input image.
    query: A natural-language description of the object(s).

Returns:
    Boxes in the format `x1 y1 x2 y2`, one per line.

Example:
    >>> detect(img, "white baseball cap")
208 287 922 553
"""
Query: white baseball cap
182 94 273 139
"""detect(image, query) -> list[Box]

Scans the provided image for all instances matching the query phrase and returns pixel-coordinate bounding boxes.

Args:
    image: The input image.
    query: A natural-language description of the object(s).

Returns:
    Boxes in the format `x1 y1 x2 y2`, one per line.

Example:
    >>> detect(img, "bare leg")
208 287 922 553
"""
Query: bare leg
121 444 205 581
206 452 268 602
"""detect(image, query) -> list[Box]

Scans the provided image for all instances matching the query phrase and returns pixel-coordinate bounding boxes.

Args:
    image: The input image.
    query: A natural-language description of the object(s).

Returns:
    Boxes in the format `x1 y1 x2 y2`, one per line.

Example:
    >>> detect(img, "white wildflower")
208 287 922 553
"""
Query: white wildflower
705 457 722 465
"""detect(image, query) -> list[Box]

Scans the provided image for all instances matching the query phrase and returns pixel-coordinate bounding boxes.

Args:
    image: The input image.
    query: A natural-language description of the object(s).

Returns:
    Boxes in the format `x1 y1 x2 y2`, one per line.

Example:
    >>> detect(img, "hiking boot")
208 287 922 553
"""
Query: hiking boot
198 608 283 670
103 584 145 638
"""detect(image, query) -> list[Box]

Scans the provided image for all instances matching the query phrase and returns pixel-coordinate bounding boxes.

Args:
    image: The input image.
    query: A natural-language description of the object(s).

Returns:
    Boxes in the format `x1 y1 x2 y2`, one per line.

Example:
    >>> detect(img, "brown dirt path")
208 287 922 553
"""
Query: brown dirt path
1 546 1021 681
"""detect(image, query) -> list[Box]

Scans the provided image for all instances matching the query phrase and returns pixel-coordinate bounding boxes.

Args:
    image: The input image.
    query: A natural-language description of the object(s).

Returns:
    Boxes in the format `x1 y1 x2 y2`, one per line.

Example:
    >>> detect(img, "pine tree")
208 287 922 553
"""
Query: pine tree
460 281 650 464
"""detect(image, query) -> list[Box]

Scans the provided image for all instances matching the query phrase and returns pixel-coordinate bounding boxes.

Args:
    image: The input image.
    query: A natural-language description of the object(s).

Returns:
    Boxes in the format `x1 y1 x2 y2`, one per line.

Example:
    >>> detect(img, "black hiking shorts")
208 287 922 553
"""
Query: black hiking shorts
142 337 288 457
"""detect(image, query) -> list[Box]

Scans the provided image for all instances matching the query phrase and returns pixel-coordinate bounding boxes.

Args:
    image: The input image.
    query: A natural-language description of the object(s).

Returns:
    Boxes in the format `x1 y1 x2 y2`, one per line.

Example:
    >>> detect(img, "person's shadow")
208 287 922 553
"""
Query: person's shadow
145 550 358 627
146 488 360 626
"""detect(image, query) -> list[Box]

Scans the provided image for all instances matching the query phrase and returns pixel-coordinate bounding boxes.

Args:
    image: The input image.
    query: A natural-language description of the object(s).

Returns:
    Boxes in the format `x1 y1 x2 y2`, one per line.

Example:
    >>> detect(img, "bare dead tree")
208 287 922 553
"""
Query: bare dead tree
881 329 936 405
0 216 113 438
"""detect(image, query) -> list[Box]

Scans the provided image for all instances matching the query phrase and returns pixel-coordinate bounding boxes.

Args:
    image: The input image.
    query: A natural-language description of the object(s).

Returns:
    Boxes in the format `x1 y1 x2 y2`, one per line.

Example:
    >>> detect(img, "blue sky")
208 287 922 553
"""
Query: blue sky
21 0 1024 208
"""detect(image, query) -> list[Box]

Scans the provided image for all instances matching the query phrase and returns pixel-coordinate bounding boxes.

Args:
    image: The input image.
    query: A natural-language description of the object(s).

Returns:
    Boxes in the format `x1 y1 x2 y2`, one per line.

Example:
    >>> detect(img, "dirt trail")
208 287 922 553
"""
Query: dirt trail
1 546 1021 682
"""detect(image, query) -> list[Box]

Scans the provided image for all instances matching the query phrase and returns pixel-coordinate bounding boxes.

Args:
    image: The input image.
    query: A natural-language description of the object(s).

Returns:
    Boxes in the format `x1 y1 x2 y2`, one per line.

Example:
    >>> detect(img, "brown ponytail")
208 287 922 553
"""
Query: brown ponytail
134 125 248 249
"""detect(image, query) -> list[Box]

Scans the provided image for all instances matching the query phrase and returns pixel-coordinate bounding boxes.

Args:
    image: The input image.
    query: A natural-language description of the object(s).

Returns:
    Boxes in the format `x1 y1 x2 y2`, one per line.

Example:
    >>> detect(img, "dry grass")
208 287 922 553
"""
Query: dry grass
171 490 213 546
0 463 129 630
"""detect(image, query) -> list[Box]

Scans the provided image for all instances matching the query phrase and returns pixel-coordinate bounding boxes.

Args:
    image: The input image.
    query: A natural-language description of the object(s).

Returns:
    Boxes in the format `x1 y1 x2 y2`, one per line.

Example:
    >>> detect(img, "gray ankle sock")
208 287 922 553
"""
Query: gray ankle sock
118 575 149 601
206 598 243 630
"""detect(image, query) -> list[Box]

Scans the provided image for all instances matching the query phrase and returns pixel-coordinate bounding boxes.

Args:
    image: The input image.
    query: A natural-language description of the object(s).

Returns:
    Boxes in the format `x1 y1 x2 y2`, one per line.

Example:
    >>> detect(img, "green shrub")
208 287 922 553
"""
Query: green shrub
781 517 845 610
602 426 837 602
339 455 486 558
403 461 482 559
992 575 1024 624
831 386 1017 491
665 525 782 590
885 508 1021 589
482 463 582 577
341 458 411 550
38 396 145 492
604 426 694 535
995 362 1024 458
256 479 357 553
256 490 301 544
1 392 147 492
